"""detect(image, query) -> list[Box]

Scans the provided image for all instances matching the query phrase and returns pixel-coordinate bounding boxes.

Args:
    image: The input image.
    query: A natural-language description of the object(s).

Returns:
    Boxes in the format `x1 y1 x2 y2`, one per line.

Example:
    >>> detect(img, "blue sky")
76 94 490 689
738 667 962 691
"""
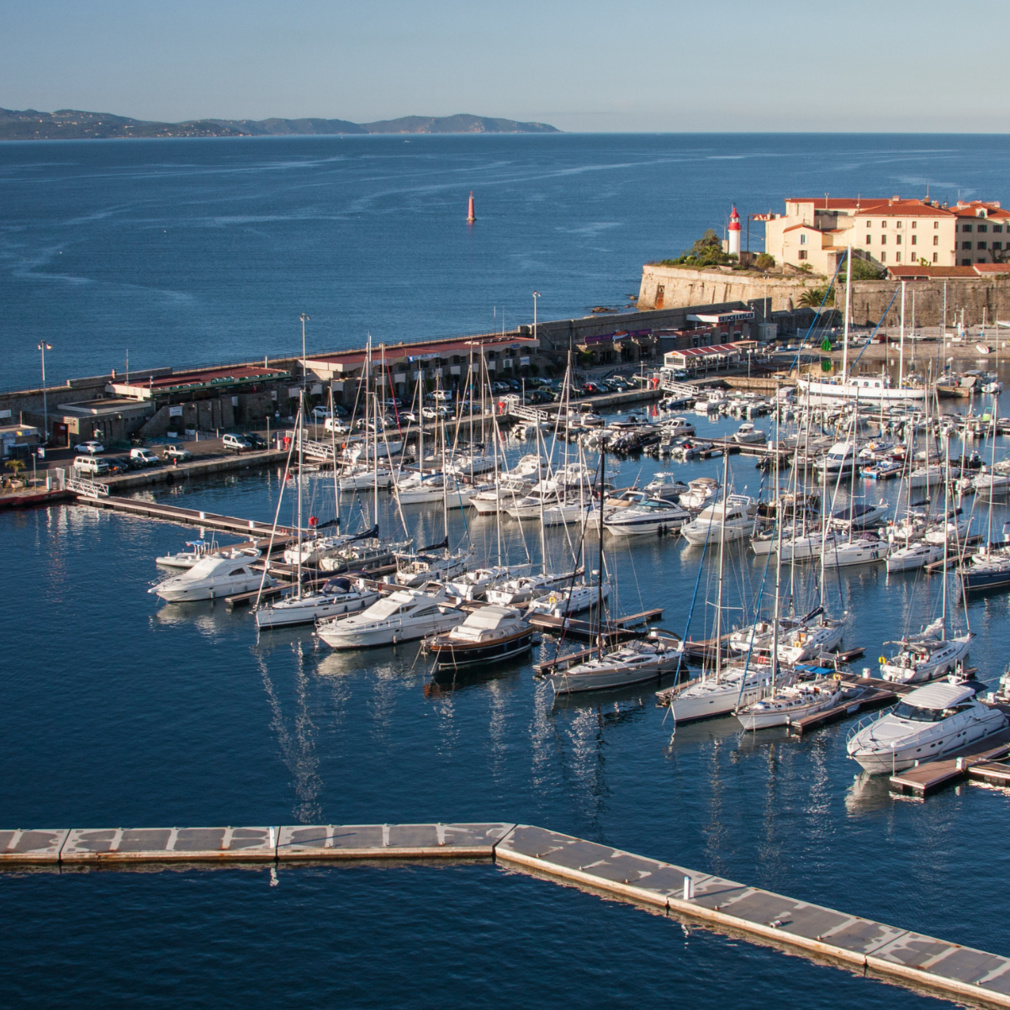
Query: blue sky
4 0 1009 132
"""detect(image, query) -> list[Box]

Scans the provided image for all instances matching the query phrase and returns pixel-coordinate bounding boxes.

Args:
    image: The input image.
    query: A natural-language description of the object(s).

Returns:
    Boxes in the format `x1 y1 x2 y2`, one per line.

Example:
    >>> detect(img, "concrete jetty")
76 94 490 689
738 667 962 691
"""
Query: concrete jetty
4 821 1010 1007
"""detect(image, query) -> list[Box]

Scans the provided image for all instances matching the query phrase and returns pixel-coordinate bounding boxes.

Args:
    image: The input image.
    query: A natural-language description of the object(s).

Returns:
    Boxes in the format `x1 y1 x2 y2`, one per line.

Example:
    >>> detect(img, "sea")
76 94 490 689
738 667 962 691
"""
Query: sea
4 134 1010 1009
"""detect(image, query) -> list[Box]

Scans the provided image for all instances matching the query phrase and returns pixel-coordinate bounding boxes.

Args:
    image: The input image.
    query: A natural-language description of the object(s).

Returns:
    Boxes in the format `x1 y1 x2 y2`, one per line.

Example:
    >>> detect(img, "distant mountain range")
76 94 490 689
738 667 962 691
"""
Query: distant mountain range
0 108 560 141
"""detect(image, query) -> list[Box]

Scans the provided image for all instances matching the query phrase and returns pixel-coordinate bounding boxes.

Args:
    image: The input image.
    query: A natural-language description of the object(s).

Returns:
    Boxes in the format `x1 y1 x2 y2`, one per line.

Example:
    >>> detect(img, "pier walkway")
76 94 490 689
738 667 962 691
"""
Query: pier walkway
75 493 296 537
3 821 1010 1007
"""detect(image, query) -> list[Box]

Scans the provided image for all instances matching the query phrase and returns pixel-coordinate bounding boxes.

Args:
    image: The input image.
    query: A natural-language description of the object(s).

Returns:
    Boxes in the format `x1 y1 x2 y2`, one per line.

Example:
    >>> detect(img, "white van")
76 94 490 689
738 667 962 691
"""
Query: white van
74 455 110 475
323 417 350 434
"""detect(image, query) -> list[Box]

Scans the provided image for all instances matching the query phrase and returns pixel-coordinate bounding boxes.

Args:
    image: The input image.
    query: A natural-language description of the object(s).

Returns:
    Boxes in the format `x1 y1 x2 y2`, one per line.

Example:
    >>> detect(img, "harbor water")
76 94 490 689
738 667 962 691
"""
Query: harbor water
4 135 1010 1007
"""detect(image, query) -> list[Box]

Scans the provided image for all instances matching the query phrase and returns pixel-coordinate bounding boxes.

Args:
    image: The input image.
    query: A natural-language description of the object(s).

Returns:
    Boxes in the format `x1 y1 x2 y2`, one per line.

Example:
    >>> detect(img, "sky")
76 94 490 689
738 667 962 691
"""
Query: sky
4 0 1010 133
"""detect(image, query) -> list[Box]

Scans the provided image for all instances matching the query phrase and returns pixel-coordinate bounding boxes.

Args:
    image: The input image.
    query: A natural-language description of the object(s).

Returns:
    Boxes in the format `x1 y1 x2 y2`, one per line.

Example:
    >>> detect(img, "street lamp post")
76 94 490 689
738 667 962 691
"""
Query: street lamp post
532 291 540 344
300 313 310 390
38 342 51 441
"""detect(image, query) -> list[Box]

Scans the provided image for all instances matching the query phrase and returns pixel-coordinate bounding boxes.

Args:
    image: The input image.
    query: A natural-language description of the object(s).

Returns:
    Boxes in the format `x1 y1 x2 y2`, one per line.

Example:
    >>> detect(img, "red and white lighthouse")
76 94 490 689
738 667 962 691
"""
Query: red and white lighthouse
728 205 741 257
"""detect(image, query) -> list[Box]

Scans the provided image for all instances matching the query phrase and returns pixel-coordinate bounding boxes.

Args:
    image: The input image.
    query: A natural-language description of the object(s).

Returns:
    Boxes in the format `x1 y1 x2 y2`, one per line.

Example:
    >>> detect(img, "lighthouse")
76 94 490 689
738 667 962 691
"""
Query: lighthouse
728 205 741 257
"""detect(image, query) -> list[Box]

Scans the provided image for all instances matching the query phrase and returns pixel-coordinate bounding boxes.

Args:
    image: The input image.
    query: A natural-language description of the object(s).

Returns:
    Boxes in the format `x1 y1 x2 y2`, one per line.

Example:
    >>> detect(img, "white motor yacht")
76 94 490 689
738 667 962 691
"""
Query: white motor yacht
846 679 1006 773
423 605 535 670
681 495 757 546
731 422 766 444
548 631 683 695
149 553 271 602
643 472 689 499
603 497 691 536
678 477 720 511
879 619 972 684
659 417 696 437
816 441 857 478
315 586 465 650
255 577 379 629
155 538 220 569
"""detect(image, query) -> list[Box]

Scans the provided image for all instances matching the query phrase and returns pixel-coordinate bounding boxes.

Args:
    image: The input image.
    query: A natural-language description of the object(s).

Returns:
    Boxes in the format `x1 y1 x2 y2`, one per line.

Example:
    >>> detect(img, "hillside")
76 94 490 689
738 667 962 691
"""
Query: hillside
0 108 560 140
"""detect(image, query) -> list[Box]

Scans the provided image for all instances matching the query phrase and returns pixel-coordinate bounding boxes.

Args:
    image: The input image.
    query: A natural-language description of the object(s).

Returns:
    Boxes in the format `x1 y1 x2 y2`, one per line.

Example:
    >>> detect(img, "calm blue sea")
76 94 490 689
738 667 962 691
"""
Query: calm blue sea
4 135 1010 1008
3 132 1010 389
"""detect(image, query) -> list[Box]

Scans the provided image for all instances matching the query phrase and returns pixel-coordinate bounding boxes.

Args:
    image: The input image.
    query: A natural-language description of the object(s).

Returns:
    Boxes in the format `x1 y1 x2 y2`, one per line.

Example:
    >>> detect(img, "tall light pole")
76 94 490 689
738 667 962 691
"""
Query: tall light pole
300 313 310 391
38 342 51 440
532 291 540 343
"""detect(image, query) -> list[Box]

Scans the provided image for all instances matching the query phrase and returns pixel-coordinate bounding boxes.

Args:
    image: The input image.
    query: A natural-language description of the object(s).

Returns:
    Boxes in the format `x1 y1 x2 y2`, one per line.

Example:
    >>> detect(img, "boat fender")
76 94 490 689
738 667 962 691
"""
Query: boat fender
391 631 399 645
879 656 886 665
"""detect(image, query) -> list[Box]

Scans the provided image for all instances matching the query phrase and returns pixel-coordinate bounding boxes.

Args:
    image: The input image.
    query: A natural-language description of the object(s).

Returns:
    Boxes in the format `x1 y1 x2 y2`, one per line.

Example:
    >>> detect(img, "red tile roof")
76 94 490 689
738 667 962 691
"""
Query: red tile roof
887 266 977 279
782 223 821 233
855 202 954 218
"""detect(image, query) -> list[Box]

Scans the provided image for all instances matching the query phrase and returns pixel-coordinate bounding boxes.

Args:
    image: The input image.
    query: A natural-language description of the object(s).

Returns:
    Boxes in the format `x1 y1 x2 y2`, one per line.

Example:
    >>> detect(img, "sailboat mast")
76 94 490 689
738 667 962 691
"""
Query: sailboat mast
715 449 730 682
842 244 852 379
597 449 606 659
899 280 906 394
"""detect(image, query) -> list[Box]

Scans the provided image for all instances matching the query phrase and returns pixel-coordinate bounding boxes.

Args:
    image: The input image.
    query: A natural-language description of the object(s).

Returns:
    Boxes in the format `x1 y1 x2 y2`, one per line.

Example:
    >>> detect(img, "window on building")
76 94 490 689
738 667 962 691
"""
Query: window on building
881 252 887 262
798 250 808 260
994 225 1003 233
994 241 1003 250
962 258 972 266
978 224 988 233
881 235 887 245
896 235 902 244
934 221 940 228
978 241 987 249
912 221 917 229
963 223 973 232
896 220 902 228
799 234 807 245
933 253 939 263
896 252 902 262
911 235 917 245
866 235 872 244
933 235 939 246
963 241 973 249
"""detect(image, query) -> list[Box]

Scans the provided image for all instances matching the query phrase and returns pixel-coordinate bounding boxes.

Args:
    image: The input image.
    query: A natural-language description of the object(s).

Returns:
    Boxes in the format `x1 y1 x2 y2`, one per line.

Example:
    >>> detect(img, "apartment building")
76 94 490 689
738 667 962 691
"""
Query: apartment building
764 196 1010 273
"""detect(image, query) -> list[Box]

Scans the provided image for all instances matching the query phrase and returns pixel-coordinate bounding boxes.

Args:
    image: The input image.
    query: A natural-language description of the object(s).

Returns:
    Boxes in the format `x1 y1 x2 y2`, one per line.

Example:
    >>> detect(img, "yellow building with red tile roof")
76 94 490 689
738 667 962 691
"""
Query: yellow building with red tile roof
764 196 1010 274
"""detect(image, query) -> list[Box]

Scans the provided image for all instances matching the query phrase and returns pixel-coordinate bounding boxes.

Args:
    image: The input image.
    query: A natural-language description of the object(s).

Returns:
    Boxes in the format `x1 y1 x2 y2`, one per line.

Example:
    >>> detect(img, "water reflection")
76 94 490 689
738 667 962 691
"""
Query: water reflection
253 642 322 823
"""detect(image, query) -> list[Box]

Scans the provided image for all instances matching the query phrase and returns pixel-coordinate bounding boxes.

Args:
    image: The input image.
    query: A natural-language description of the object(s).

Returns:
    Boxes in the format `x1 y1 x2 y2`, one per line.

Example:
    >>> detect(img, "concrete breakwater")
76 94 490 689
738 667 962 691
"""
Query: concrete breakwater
4 822 1010 1008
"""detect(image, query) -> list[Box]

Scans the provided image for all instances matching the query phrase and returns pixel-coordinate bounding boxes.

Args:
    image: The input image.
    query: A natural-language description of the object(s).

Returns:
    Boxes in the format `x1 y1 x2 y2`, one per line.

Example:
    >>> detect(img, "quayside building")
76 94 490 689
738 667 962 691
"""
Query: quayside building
764 196 1010 273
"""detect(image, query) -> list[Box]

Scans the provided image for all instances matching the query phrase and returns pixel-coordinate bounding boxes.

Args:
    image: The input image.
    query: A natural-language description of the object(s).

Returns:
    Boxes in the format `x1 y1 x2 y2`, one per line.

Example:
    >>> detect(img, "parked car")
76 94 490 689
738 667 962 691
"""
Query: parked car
311 406 332 420
222 433 252 454
129 447 161 467
162 445 194 462
104 457 132 475
73 455 110 475
399 410 419 424
323 417 350 435
421 405 450 420
74 440 105 454
244 433 267 450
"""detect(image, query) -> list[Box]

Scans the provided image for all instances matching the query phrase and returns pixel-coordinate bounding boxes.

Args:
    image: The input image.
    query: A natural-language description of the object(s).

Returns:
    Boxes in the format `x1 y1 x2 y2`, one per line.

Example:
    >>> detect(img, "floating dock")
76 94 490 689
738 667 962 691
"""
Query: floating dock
75 493 297 537
4 821 1010 1007
889 727 1010 797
